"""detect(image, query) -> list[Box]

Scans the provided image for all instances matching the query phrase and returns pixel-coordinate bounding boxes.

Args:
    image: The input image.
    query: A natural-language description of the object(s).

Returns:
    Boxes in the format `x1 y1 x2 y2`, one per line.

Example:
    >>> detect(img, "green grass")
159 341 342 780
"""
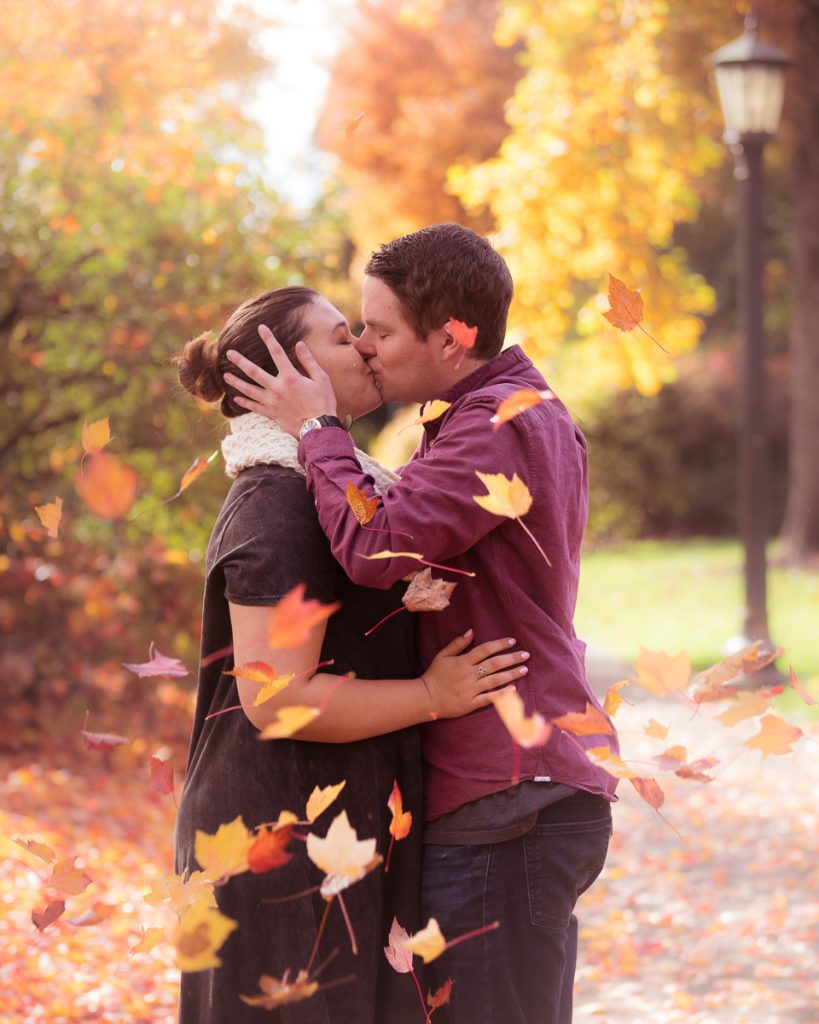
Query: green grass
576 538 819 716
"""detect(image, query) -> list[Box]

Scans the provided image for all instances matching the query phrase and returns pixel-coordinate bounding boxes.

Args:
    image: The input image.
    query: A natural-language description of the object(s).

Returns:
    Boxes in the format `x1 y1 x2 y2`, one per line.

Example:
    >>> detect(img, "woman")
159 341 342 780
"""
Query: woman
173 286 527 1023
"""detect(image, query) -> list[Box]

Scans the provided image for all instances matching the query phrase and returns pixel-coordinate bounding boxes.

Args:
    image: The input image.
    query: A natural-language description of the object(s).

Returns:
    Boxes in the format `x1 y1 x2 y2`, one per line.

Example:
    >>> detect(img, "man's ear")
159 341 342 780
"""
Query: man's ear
434 323 463 364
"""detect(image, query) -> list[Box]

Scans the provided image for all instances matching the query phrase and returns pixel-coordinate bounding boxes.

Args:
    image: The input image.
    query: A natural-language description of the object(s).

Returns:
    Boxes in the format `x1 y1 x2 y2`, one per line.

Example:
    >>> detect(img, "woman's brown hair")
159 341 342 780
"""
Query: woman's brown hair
174 286 318 417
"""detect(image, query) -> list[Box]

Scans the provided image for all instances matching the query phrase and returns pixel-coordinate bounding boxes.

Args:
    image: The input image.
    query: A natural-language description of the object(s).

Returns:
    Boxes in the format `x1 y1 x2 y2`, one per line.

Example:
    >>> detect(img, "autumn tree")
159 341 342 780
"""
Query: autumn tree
0 0 353 733
316 0 523 262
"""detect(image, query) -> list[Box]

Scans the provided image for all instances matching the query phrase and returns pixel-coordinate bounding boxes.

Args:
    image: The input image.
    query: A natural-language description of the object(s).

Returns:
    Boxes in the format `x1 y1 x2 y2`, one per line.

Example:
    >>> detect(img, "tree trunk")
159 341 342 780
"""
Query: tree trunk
781 0 819 560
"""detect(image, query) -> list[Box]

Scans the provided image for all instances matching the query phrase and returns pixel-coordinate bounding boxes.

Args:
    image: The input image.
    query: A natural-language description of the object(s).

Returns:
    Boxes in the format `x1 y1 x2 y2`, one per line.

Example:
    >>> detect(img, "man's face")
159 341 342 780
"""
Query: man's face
356 275 443 404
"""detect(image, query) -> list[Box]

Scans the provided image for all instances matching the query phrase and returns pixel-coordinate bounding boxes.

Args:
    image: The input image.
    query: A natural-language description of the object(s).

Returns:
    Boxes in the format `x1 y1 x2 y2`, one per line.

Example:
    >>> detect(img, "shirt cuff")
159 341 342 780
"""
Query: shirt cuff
297 424 355 469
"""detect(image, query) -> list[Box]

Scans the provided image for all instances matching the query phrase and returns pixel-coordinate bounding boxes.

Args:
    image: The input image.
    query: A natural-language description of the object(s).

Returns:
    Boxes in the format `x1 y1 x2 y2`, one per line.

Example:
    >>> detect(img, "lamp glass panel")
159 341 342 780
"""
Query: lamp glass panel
714 63 786 135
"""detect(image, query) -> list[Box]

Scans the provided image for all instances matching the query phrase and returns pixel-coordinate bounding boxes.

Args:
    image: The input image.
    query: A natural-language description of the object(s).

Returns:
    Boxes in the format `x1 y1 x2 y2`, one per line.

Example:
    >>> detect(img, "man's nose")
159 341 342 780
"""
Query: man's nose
354 332 375 358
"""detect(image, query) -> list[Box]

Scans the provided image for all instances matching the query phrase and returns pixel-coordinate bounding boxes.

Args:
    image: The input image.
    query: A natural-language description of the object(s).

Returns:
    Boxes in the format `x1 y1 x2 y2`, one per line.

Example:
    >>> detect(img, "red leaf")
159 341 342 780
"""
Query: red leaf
630 777 665 810
445 318 478 349
149 755 174 795
32 900 65 931
428 977 454 1011
383 916 413 974
123 644 188 678
81 729 129 752
248 826 294 874
789 665 816 705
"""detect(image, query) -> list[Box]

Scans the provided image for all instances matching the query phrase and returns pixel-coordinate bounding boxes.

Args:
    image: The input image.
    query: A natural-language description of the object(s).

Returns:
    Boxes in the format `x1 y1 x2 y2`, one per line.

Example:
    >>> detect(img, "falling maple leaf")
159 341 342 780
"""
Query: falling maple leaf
789 665 817 706
630 777 665 810
13 837 55 863
258 705 320 740
267 584 341 649
384 916 414 974
149 755 174 796
130 926 166 955
692 642 783 697
428 978 455 1011
399 400 452 431
445 318 478 349
144 870 216 915
68 902 117 927
306 810 377 883
632 648 691 697
644 718 670 740
123 644 188 678
48 856 92 896
602 680 630 717
360 550 476 577
385 779 412 872
194 816 254 883
174 898 238 972
81 416 112 455
32 900 66 931
81 728 129 752
743 714 803 757
602 273 668 353
345 111 366 137
247 826 293 873
716 690 772 727
405 917 447 963
653 745 718 782
305 781 347 823
240 970 319 1009
552 702 614 737
346 482 378 526
585 745 638 779
473 471 552 566
402 567 457 612
490 687 552 749
74 451 138 518
177 450 218 494
490 389 554 429
34 497 62 538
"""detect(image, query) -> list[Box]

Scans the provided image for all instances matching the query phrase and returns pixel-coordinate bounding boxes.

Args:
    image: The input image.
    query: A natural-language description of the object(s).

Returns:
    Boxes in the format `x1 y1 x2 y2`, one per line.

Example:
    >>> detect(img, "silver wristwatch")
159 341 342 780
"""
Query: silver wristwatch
298 414 344 439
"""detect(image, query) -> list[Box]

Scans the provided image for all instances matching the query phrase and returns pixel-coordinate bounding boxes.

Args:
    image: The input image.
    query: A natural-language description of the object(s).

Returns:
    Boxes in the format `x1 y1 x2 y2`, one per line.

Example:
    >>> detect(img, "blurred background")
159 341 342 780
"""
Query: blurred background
2 3 818 1021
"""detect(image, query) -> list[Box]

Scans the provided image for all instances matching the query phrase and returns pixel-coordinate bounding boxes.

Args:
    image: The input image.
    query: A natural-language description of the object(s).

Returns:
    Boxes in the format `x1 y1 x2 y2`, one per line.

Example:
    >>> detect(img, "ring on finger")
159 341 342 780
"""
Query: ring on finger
476 664 487 679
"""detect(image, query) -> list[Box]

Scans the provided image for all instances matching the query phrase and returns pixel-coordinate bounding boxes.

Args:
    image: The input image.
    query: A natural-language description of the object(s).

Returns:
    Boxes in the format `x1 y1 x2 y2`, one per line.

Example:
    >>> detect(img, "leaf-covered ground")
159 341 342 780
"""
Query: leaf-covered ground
1 696 816 1023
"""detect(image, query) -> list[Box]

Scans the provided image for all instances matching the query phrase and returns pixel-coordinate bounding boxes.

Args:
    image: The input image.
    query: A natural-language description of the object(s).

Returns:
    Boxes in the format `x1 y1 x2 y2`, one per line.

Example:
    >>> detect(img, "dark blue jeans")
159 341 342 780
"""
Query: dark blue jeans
422 790 612 1024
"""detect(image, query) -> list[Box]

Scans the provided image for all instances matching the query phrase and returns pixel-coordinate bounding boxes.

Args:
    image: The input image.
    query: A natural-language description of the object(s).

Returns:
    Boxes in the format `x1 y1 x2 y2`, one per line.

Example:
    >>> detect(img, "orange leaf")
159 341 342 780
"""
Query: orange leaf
490 687 552 748
13 837 55 863
345 111 366 137
630 777 665 810
602 274 644 331
743 714 803 757
149 755 174 795
693 642 783 698
491 389 554 429
74 452 138 518
178 450 218 494
402 568 456 612
247 826 293 873
81 416 112 455
388 780 413 841
346 482 377 526
585 745 638 779
428 977 455 1011
32 900 66 931
445 318 478 349
643 718 669 740
552 702 614 736
267 584 340 649
241 971 319 1009
632 648 691 697
399 400 452 431
257 706 320 739
716 690 771 726
34 497 62 538
48 856 92 896
789 665 817 706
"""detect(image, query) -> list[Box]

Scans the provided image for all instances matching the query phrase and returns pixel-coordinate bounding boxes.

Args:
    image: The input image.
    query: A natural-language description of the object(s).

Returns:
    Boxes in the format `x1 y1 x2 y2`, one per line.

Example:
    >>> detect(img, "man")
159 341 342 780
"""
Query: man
224 223 617 1024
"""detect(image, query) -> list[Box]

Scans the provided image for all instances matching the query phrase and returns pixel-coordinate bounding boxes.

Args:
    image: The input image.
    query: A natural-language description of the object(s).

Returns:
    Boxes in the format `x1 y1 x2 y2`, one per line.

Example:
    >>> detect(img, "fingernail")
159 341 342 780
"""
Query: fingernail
507 638 516 646
520 652 530 660
226 349 237 361
464 628 473 637
258 325 270 336
519 666 528 675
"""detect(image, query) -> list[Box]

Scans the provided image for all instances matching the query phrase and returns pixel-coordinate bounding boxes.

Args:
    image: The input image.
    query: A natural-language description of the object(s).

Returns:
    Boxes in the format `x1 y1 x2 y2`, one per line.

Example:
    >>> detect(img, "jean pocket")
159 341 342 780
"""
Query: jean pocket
522 816 612 930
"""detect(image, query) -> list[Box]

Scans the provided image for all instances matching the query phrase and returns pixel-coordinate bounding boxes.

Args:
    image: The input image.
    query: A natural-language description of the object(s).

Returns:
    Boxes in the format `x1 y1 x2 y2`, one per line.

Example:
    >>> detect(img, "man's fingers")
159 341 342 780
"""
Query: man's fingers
257 324 294 376
225 348 280 387
223 372 268 401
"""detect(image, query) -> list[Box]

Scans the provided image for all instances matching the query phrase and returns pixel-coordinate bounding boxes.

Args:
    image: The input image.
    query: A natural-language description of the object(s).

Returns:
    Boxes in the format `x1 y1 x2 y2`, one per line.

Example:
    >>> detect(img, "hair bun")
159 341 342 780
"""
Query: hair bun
174 332 223 403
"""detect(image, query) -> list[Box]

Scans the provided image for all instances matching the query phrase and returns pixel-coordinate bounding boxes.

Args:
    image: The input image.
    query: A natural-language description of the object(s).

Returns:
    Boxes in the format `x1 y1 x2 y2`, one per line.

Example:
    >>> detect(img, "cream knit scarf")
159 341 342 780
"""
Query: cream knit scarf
220 412 398 494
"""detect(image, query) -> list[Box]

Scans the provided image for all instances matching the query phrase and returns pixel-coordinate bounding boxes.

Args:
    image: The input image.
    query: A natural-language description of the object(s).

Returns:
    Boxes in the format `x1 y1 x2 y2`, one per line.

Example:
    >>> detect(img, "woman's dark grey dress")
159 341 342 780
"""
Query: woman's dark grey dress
174 465 423 1023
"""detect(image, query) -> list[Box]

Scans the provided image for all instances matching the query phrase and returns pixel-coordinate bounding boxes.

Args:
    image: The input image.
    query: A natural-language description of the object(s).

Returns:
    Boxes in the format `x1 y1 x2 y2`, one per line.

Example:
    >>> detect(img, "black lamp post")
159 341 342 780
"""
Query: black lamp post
706 15 790 665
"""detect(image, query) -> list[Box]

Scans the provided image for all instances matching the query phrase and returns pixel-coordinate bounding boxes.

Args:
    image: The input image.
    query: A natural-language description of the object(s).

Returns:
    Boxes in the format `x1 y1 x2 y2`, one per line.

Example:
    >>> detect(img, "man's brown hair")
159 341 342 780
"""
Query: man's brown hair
364 223 513 359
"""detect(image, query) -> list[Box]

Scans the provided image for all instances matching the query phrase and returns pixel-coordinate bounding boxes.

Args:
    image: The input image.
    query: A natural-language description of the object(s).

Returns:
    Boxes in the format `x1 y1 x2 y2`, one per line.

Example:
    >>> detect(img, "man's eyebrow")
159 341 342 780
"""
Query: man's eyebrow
364 318 389 329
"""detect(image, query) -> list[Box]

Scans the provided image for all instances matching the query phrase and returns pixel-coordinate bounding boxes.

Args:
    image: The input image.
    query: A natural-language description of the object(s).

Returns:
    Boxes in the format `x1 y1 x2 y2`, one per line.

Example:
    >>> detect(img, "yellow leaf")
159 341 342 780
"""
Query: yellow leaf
473 471 532 519
241 971 319 1009
144 871 216 914
362 550 426 562
743 714 803 757
552 702 614 736
12 837 55 863
632 648 691 697
131 926 166 955
490 687 552 748
174 899 238 973
643 719 669 740
602 680 629 717
405 917 447 963
194 816 254 882
48 856 92 896
585 746 639 779
716 691 771 727
82 416 112 455
306 781 347 823
258 706 320 739
306 810 377 880
401 400 452 431
34 497 62 538
346 482 378 525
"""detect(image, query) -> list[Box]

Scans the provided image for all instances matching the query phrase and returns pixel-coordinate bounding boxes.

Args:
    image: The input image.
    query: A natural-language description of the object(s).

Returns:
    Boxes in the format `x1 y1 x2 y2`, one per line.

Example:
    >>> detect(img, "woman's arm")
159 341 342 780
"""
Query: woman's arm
229 603 528 742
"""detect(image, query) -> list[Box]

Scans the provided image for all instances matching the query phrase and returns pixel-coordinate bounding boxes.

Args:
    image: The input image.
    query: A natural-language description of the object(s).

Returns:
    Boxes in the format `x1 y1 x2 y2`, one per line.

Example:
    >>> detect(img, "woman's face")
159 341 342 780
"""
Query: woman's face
299 296 381 420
